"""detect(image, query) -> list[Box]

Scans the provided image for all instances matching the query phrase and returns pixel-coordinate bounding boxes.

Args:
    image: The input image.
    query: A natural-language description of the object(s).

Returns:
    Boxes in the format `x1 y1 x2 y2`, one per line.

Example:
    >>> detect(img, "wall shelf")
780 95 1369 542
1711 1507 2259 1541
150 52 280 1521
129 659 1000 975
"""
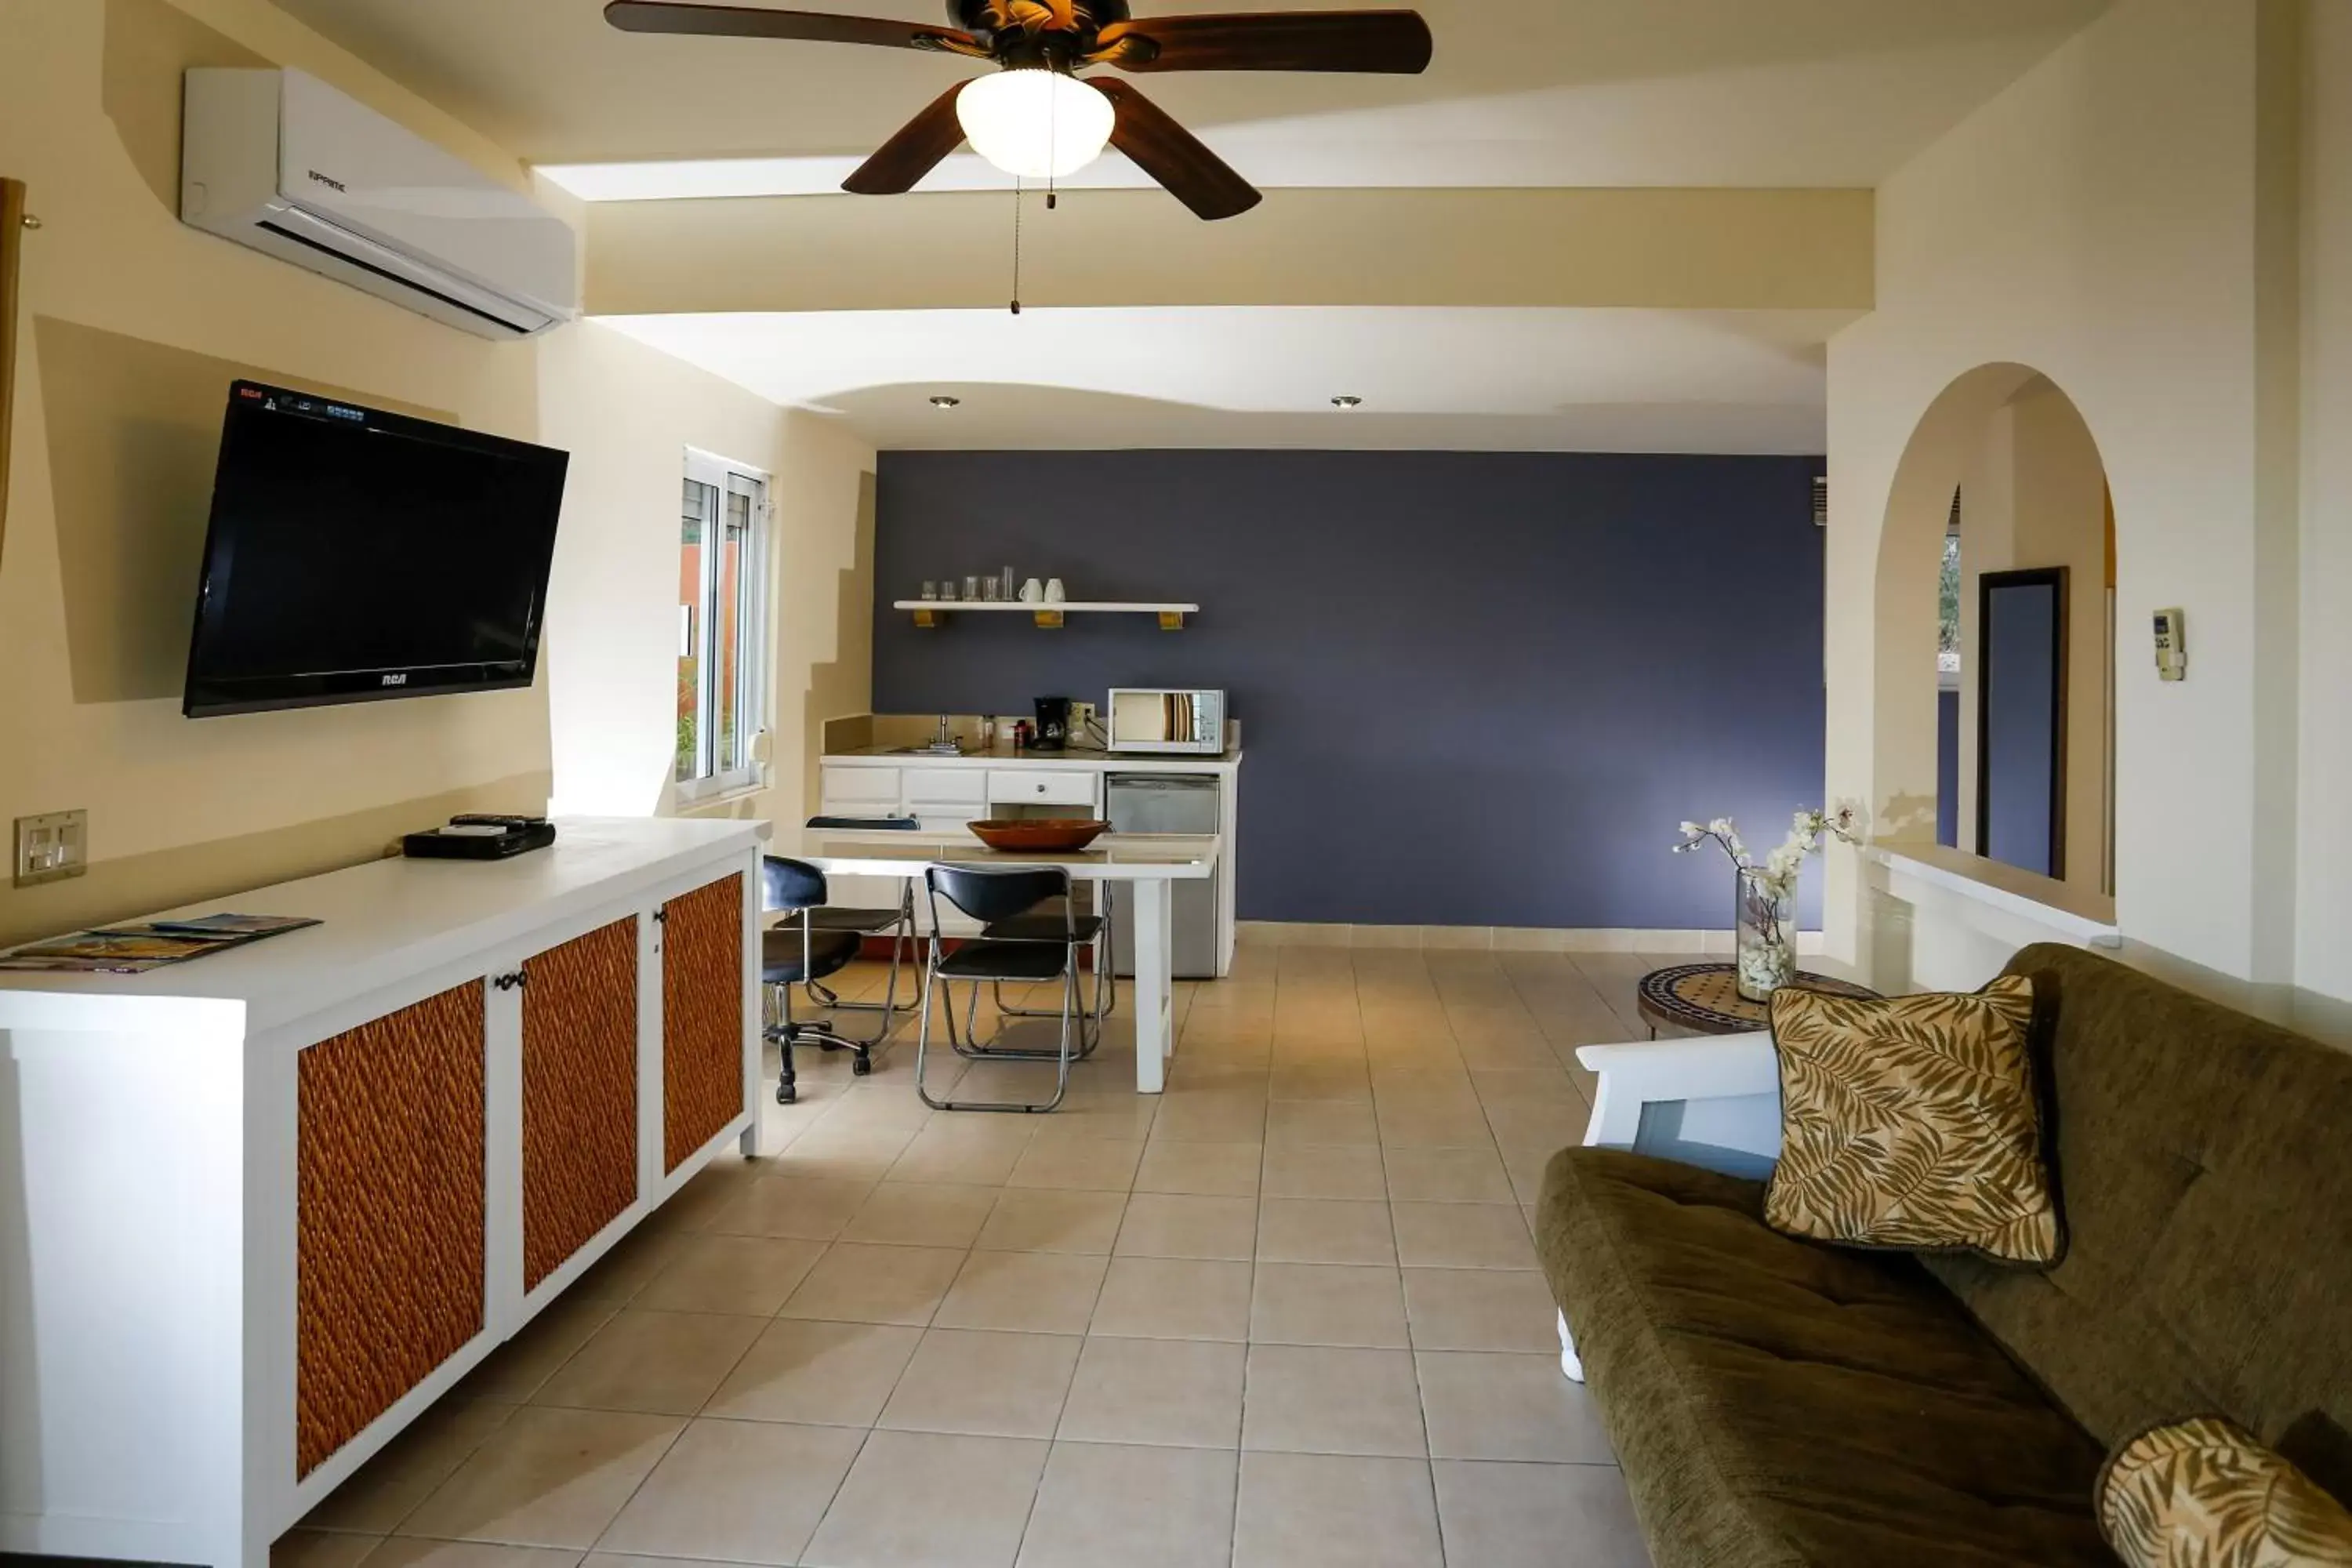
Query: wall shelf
893 600 1198 631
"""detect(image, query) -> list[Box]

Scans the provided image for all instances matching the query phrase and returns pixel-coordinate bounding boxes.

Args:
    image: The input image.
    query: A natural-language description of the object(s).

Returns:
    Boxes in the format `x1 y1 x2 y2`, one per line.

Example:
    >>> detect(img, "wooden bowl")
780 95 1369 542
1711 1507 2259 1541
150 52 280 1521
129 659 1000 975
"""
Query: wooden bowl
967 818 1110 853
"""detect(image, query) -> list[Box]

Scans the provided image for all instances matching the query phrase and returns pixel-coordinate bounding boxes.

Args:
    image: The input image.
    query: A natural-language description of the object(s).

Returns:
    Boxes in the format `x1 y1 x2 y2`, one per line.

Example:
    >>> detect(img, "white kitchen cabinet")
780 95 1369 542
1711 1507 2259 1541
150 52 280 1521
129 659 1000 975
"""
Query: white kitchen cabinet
986 769 1099 809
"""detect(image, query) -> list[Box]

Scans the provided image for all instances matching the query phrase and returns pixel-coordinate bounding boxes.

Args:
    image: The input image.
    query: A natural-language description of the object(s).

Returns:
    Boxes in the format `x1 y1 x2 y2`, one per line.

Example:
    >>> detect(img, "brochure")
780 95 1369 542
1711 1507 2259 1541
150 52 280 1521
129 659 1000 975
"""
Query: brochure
0 913 321 974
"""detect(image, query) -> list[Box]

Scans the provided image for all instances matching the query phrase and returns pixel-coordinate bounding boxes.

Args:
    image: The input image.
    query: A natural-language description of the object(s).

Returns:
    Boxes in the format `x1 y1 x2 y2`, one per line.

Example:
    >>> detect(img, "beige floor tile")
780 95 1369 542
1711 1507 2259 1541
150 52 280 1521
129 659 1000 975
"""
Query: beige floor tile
1265 1100 1381 1149
1382 1145 1516 1205
779 1242 968 1327
1254 1197 1396 1266
705 1176 877 1242
1242 1345 1426 1457
1150 1092 1270 1143
887 1121 1038 1184
840 1181 1003 1249
597 1416 862 1563
1470 1067 1584 1105
934 1248 1110 1334
810 1084 935 1132
1090 1256 1254 1341
1482 1101 1591 1149
1250 1263 1409 1349
531 1308 764 1417
702 1317 924 1427
567 1224 690 1306
1016 1441 1240 1568
270 1530 380 1568
1432 1459 1650 1567
1233 1450 1443 1568
776 1122 922 1183
1025 1098 1162 1142
1374 1096 1502 1148
975 1188 1128 1254
356 1541 580 1568
399 1405 683 1548
1498 1142 1562 1206
1416 1351 1616 1463
1392 1203 1539 1270
801 1428 1048 1568
1402 1268 1559 1352
1007 1137 1145 1192
459 1294 621 1404
301 1399 515 1533
631 1234 826 1316
1055 1336 1246 1449
877 1328 1083 1439
1113 1192 1259 1261
1134 1138 1263 1198
1261 1143 1387 1201
640 1161 760 1236
1270 1063 1373 1103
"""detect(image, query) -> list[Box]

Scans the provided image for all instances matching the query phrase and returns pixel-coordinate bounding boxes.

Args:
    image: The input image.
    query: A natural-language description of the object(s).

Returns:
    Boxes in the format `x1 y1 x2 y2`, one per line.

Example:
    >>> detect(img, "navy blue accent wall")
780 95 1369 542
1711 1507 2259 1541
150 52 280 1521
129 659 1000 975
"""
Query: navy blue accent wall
1936 690 1962 848
873 450 1827 930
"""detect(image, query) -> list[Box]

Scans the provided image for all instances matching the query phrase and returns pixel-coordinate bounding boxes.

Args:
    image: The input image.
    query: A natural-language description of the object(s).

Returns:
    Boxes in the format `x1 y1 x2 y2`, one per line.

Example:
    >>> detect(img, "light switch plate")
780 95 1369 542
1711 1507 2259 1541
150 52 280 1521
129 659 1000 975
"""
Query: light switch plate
14 809 88 887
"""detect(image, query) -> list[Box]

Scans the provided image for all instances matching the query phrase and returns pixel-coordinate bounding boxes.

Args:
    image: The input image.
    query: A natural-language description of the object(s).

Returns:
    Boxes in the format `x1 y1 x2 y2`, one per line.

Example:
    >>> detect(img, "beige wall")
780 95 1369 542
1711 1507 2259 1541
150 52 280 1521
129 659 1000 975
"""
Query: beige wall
0 0 548 946
536 321 875 834
1950 380 2112 898
1826 0 2314 990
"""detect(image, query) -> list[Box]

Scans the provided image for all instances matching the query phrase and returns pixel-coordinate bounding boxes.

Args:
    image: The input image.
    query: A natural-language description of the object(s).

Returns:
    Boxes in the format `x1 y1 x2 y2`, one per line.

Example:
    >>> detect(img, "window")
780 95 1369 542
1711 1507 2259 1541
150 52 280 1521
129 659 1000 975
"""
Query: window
675 450 768 799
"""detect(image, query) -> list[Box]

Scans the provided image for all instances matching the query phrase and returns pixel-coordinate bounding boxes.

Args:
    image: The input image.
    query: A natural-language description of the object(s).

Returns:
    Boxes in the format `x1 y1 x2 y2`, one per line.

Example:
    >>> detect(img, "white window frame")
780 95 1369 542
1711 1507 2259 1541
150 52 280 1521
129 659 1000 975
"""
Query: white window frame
674 448 771 803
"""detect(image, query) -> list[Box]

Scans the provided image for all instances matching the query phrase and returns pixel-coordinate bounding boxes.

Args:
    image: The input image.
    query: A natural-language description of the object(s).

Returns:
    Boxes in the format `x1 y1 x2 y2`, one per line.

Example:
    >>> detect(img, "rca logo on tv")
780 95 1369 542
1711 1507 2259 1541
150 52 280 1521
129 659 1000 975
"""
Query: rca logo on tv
380 673 408 687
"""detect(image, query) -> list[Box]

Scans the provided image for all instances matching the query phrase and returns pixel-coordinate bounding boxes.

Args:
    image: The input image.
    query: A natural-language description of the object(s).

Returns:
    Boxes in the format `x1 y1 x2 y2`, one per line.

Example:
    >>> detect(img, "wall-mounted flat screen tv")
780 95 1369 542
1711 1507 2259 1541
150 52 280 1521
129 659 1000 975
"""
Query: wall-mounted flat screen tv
182 380 569 718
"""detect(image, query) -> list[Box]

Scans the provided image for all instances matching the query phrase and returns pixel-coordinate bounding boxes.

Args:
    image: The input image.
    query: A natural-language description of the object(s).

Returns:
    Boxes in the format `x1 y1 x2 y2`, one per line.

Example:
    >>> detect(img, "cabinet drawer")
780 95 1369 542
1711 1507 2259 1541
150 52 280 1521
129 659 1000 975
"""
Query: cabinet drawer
819 765 900 805
988 770 1098 808
901 766 987 809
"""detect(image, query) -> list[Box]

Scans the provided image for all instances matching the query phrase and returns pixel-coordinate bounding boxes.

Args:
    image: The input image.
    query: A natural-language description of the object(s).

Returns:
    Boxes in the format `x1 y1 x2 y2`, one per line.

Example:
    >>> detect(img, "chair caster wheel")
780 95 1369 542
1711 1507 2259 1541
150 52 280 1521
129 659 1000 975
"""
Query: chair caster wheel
852 1055 873 1076
775 1083 797 1105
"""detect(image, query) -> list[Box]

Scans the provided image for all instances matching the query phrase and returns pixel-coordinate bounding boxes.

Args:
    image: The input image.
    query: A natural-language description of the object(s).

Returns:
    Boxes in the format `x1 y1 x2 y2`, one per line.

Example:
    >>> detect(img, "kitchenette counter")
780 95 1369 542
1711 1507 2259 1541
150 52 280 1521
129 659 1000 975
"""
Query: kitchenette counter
820 743 1242 775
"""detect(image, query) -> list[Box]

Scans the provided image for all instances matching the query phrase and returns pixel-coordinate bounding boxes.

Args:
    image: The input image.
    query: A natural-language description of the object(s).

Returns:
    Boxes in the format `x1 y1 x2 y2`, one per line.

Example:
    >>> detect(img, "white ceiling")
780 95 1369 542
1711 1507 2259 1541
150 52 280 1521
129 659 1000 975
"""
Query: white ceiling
597 306 1848 452
280 0 2107 188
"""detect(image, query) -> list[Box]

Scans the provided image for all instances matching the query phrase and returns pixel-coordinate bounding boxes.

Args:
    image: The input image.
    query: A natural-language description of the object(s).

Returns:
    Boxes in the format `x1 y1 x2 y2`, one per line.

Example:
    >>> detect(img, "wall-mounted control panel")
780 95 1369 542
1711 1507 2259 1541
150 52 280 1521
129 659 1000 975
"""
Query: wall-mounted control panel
2153 608 2187 682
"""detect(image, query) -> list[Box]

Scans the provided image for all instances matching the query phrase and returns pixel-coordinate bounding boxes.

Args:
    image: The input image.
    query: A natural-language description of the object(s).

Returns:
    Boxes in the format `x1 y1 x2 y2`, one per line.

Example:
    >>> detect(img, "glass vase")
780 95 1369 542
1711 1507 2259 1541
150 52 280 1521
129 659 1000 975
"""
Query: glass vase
1734 867 1797 1003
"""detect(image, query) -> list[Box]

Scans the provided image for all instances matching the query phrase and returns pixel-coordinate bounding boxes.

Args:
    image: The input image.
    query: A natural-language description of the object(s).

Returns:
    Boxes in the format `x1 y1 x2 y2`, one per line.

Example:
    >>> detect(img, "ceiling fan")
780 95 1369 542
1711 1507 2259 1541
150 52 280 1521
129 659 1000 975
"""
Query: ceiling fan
604 1 1435 220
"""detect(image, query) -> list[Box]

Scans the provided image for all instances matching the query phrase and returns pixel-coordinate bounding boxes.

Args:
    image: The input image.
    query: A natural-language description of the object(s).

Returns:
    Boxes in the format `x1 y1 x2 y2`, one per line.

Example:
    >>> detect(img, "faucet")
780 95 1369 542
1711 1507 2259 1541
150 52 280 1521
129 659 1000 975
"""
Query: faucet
935 714 954 751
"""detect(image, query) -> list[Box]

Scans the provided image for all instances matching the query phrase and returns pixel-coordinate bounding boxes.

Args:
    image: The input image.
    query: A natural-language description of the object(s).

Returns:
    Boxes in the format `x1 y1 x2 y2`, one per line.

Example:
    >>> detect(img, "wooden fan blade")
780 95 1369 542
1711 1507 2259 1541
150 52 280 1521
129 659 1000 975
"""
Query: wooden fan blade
843 83 971 195
1090 10 1432 73
1092 78 1261 221
604 2 980 53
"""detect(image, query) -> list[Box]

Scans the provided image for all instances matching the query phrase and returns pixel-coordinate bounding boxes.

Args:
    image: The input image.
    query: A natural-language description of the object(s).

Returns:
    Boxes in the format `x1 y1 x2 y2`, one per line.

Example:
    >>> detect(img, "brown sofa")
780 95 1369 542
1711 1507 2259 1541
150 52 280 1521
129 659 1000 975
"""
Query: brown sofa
1535 942 2352 1567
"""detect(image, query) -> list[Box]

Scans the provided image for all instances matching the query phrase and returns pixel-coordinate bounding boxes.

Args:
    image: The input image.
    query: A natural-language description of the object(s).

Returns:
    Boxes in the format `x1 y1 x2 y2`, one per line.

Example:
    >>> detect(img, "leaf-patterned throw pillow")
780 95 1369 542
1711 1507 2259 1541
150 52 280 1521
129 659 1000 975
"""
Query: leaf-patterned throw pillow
2100 1417 2352 1567
1763 975 2061 1265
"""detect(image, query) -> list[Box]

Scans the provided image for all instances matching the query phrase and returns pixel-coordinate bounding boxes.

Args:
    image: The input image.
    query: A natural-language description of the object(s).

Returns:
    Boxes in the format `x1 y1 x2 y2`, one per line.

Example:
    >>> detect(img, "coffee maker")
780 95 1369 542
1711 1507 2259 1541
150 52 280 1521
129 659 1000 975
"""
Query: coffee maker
1032 695 1073 752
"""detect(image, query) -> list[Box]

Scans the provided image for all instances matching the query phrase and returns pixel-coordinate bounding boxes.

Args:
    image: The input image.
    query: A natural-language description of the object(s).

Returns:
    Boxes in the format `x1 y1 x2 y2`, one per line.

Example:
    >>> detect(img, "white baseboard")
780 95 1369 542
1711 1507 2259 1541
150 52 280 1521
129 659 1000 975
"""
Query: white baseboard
1236 922 1827 956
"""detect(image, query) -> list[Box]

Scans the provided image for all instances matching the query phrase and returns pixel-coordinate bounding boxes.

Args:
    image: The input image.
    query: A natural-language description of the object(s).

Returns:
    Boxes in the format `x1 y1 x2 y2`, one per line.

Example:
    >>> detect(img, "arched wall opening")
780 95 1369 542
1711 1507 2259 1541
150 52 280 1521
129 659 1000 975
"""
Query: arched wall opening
1871 364 2117 905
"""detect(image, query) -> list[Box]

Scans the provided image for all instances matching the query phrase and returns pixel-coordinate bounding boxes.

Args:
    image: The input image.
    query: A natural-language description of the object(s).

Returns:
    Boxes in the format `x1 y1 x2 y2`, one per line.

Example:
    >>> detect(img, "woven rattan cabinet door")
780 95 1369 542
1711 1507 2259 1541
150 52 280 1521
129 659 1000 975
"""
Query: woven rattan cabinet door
662 872 746 1172
296 981 486 1478
521 917 640 1292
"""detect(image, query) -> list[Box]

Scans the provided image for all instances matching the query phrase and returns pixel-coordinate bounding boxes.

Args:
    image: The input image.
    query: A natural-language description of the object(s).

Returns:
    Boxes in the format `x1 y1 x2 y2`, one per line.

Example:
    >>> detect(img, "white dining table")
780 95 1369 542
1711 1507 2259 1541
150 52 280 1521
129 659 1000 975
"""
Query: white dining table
786 826 1221 1094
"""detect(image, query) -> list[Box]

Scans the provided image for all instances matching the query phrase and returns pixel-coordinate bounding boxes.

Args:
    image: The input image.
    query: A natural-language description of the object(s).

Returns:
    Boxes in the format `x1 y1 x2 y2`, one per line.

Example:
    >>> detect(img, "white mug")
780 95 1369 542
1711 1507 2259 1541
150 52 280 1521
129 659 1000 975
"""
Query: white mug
1044 578 1067 604
1019 578 1044 603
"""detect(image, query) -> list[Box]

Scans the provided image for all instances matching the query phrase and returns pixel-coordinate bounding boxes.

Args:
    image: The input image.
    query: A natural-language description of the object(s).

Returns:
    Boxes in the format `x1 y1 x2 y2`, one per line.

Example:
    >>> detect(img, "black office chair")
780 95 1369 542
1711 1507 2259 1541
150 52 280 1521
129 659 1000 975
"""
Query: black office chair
915 864 1090 1114
985 884 1116 1047
761 855 897 1104
796 815 918 1020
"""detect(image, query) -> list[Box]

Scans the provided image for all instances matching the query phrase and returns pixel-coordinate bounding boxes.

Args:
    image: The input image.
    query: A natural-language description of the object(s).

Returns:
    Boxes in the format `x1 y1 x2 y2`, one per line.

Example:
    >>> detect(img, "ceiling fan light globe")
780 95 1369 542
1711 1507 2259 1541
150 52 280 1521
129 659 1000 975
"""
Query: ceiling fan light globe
956 68 1115 180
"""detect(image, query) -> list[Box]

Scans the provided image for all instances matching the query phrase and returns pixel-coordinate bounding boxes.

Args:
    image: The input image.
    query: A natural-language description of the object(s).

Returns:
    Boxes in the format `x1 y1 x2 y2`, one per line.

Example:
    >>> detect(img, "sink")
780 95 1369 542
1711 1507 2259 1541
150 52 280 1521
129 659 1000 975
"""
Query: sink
890 743 967 757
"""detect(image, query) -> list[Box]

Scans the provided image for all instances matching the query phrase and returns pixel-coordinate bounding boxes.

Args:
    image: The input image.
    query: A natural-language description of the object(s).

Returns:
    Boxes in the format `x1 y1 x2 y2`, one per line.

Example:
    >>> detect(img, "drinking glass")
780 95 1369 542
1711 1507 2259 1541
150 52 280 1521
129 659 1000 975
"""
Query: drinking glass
920 581 938 601
963 575 981 601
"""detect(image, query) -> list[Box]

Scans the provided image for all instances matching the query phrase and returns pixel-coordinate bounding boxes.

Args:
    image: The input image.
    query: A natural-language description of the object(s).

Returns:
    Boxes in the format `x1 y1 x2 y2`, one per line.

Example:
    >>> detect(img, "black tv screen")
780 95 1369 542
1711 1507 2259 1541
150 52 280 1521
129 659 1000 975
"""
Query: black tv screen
182 380 569 718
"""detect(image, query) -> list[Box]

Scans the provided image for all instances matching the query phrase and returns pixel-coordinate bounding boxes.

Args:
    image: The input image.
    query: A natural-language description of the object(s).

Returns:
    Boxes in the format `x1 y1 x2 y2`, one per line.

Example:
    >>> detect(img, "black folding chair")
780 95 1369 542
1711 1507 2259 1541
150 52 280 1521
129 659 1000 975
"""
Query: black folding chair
797 816 919 1019
985 884 1116 1047
761 855 897 1104
915 864 1089 1114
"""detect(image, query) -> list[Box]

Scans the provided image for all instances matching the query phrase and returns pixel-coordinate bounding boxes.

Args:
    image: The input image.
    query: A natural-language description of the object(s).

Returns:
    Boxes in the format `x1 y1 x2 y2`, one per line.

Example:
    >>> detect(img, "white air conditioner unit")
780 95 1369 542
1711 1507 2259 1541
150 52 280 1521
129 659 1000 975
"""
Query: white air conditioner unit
181 68 577 339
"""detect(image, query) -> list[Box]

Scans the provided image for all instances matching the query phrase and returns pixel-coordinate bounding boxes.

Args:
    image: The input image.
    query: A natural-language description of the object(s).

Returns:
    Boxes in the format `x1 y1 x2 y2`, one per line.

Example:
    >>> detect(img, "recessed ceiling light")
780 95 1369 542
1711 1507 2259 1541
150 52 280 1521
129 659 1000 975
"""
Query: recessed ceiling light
930 395 962 409
1330 395 1363 410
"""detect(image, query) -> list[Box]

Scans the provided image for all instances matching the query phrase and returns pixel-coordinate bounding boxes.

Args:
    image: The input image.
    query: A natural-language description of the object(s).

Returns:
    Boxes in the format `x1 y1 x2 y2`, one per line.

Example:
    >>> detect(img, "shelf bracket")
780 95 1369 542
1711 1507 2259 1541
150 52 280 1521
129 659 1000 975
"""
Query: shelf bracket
1033 609 1065 630
1157 610 1186 631
911 607 947 629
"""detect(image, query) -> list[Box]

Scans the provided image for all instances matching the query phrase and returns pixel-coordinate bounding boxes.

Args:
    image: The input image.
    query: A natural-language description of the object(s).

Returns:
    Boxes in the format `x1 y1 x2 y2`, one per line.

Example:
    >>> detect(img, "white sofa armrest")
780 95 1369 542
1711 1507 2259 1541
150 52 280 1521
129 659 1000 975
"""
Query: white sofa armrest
1577 1032 1782 1167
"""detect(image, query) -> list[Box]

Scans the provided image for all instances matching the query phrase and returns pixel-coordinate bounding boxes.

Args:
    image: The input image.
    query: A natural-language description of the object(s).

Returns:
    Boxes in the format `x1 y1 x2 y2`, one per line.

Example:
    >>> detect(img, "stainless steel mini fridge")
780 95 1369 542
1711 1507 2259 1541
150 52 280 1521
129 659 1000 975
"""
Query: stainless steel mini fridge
1107 773 1221 979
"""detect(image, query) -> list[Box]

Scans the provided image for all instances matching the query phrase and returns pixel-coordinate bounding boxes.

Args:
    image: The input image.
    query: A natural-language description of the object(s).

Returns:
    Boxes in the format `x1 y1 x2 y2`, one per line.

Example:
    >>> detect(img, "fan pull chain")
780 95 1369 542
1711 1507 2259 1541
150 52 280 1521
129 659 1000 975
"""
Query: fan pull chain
1010 177 1022 315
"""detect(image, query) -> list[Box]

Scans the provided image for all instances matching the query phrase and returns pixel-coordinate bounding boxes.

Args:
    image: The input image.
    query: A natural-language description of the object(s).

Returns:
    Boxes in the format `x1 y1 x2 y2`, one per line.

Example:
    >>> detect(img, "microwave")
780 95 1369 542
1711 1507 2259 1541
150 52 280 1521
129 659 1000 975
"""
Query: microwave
1107 688 1227 755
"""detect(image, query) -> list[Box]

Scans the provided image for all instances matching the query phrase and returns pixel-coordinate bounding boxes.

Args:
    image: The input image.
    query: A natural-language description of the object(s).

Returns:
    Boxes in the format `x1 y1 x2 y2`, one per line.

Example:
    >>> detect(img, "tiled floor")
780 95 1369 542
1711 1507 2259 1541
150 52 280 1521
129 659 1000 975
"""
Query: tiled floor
283 940 1688 1568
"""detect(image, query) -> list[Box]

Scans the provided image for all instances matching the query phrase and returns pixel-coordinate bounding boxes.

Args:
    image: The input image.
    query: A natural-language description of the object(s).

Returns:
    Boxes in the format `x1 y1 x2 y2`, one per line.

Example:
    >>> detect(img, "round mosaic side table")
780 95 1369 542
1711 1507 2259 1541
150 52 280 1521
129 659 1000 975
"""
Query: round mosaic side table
1634 962 1881 1038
